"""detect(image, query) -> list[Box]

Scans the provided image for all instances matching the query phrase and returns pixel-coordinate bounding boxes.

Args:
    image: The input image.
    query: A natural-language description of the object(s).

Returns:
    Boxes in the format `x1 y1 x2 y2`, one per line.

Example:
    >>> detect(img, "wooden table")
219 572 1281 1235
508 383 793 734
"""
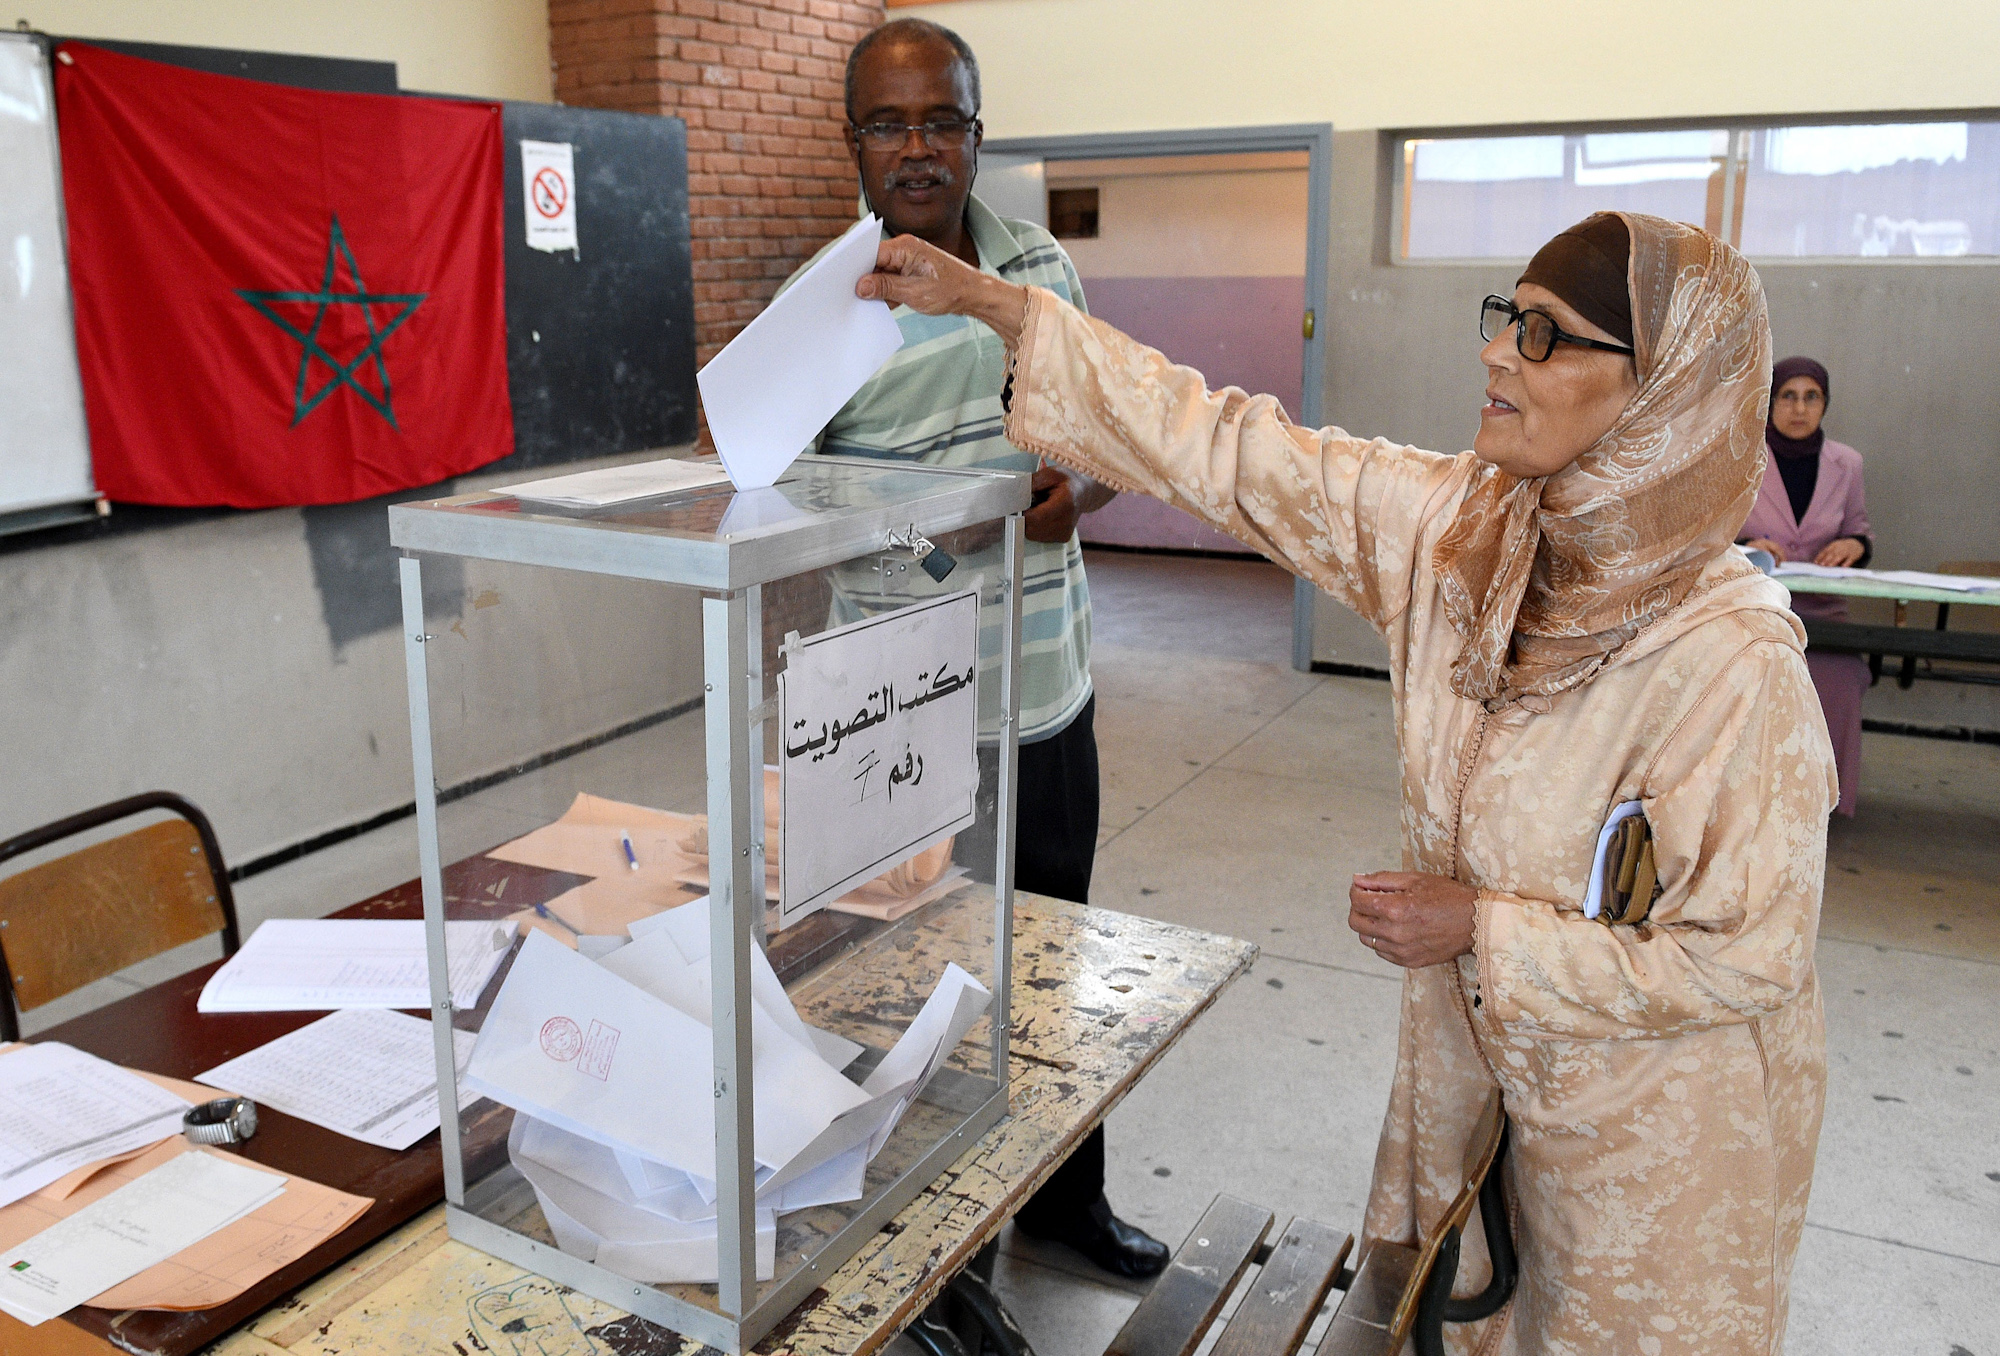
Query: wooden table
17 863 1254 1356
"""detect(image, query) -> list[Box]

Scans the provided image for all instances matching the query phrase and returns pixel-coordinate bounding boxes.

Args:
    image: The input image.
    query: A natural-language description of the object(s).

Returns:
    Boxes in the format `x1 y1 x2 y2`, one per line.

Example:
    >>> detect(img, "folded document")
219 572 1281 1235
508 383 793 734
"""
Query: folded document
198 919 517 1013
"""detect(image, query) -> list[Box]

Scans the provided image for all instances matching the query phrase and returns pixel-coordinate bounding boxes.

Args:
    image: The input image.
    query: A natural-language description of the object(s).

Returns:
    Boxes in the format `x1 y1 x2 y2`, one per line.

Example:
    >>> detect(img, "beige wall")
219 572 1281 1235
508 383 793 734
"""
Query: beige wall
1048 154 1308 278
0 455 704 865
23 0 551 100
915 0 2000 135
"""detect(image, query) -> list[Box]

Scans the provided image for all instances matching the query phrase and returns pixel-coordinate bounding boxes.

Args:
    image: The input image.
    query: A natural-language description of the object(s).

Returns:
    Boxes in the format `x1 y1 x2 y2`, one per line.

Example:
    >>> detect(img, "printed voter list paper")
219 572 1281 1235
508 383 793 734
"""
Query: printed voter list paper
696 213 903 489
0 1043 192 1210
198 918 516 1013
0 1149 284 1325
196 1008 477 1152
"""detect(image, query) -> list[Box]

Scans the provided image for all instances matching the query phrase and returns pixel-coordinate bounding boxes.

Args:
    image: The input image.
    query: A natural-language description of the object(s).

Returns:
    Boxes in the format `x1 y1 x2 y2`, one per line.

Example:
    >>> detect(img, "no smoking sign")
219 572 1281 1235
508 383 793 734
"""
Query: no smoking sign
531 166 567 218
520 140 578 254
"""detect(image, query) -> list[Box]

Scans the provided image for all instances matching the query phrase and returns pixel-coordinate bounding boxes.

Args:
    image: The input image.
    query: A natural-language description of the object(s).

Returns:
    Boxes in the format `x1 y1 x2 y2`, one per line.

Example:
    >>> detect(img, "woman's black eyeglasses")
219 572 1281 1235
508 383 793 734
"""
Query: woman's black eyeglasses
1480 295 1635 363
849 118 981 152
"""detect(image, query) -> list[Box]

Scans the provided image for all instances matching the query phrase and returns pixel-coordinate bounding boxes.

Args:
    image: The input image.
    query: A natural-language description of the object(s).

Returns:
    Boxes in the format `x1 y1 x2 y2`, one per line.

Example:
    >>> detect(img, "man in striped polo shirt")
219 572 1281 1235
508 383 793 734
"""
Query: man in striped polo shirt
784 18 1167 1281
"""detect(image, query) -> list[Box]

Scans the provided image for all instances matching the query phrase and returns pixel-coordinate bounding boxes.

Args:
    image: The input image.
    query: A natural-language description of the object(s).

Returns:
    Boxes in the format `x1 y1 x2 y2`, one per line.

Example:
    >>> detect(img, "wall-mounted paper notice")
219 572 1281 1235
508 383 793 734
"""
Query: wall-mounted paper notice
696 214 903 489
777 588 980 929
521 139 578 254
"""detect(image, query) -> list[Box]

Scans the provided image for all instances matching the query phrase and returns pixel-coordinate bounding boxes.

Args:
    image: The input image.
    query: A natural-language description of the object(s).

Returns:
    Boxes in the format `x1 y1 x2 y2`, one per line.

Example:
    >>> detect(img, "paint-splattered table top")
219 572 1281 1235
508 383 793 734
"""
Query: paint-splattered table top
202 894 1256 1356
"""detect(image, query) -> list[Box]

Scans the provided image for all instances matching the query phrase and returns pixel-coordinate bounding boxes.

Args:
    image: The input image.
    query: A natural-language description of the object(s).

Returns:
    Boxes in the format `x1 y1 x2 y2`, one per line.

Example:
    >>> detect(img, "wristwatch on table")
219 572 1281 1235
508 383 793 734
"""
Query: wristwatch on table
183 1097 258 1146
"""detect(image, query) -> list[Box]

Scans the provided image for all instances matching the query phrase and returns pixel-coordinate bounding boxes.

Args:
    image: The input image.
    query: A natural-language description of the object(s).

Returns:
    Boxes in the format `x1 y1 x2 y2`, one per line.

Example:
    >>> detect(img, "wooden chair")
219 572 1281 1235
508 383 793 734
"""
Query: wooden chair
0 791 241 1041
1105 1090 1515 1356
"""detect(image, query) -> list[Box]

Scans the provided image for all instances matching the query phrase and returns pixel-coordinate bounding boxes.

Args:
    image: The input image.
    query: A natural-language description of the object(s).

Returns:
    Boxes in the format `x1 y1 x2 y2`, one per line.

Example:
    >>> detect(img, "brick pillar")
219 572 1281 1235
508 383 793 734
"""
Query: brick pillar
549 0 884 379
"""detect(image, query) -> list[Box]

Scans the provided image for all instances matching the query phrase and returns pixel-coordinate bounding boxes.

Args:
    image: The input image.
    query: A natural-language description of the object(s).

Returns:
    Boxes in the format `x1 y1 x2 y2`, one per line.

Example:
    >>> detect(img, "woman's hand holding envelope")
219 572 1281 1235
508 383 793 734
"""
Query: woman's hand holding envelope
857 235 1032 345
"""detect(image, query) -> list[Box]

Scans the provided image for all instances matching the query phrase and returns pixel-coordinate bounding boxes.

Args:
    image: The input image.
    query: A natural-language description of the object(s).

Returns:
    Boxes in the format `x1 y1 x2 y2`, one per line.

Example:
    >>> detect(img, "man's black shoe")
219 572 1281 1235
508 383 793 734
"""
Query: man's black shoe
1013 1194 1169 1280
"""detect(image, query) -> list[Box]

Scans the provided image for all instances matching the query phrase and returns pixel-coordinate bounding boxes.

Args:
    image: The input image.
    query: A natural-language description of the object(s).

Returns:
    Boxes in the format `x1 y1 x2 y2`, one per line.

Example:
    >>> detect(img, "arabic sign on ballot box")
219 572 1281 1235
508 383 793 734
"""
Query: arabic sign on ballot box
779 588 980 929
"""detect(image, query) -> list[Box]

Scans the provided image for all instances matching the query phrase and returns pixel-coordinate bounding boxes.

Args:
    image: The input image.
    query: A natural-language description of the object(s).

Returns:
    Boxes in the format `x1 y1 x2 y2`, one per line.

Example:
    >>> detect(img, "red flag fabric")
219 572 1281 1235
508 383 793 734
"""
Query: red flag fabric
56 43 514 507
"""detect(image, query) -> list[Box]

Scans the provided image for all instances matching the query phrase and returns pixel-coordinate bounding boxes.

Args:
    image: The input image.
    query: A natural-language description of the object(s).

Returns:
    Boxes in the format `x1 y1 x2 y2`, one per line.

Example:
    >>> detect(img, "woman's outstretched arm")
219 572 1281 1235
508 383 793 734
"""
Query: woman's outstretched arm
860 236 1473 630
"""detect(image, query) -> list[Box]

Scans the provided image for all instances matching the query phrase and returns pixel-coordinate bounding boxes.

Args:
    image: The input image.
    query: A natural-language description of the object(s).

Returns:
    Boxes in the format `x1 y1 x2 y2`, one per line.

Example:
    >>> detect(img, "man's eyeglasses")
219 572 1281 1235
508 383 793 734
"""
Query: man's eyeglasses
1480 295 1636 363
849 117 980 152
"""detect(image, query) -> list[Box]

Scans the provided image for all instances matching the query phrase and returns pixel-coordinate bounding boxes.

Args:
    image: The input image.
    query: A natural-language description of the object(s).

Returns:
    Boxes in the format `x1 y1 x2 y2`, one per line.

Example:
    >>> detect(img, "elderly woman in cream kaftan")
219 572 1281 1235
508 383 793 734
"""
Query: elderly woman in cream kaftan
995 215 1835 1355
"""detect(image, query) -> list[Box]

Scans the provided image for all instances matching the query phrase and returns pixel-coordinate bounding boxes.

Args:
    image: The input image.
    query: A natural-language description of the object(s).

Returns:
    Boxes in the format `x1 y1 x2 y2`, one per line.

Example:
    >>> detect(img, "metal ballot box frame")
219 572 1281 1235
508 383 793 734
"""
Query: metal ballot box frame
389 457 1029 1353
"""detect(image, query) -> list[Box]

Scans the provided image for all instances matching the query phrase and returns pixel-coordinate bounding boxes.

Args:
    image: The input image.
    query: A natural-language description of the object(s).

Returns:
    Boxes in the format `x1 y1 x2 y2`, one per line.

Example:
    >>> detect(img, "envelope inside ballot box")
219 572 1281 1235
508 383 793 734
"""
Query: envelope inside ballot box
464 898 989 1284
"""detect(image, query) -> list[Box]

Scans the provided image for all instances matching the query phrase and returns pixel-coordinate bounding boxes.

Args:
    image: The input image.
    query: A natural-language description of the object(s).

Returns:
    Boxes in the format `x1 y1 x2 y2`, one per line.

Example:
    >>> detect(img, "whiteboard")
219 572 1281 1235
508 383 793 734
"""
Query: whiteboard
0 34 95 518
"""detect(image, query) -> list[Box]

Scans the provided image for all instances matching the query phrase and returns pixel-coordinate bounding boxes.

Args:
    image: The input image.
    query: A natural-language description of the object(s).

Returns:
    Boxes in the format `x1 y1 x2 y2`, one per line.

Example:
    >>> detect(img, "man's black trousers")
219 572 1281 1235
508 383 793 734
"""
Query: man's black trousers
1005 695 1107 1233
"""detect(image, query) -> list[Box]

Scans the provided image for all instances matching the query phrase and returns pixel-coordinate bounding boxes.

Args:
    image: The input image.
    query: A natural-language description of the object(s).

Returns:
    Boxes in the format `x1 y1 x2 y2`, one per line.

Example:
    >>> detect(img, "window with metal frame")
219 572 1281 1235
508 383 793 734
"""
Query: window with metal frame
1397 118 2000 261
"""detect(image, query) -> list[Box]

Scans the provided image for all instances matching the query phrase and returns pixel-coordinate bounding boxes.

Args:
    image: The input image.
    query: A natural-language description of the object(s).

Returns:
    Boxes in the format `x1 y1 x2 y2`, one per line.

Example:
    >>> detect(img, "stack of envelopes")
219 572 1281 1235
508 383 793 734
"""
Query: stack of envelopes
464 897 990 1284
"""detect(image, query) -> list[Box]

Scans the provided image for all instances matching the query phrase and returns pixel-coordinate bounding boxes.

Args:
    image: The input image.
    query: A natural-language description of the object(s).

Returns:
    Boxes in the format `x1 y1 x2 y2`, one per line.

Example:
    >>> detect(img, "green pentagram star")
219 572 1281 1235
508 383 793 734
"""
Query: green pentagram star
238 216 426 430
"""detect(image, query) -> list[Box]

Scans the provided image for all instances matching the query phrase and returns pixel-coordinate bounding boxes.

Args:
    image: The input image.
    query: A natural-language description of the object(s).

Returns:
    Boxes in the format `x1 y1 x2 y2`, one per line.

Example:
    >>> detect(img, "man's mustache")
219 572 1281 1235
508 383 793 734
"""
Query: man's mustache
882 162 955 191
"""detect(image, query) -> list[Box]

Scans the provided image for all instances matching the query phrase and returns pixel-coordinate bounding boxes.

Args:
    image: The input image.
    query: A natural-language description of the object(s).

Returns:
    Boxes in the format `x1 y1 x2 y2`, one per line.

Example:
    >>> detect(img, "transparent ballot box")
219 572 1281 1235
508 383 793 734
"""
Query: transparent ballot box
388 457 1029 1352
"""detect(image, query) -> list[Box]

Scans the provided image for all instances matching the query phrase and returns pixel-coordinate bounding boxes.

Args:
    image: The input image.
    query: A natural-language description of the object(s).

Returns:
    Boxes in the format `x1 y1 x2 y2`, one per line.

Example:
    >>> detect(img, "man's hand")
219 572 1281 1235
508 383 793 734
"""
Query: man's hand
1348 871 1478 969
1025 466 1081 542
1742 537 1787 563
1024 466 1116 543
1814 536 1865 568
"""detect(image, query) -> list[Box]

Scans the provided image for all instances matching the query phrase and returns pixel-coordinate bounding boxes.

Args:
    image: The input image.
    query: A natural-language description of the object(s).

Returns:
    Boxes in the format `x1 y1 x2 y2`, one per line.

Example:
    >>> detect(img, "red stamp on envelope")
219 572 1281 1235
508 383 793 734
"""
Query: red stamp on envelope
578 1020 620 1081
539 1016 581 1062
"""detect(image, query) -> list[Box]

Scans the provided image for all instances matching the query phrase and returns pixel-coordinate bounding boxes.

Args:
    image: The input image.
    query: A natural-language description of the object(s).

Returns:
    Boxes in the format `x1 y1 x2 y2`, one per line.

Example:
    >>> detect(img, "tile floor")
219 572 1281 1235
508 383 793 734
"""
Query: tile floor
22 548 1997 1355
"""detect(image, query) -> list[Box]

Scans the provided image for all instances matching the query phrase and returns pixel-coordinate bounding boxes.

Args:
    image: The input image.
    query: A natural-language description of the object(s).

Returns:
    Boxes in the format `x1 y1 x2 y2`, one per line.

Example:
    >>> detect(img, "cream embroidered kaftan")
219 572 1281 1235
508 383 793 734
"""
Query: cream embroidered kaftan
997 289 1835 1355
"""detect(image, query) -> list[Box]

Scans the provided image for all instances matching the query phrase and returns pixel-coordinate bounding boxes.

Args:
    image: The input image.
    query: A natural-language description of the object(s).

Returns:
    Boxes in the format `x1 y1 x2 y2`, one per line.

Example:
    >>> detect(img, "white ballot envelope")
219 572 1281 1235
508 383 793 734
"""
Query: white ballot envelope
627 897 864 1070
695 214 904 490
596 930 873 1168
477 913 992 1288
466 931 866 1180
0 1149 285 1325
509 1117 775 1285
466 931 725 1179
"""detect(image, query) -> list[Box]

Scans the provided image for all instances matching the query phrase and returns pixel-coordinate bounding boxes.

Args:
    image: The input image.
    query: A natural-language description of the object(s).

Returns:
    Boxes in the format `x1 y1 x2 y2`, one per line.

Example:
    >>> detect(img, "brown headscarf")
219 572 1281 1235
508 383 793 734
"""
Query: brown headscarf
1432 212 1772 706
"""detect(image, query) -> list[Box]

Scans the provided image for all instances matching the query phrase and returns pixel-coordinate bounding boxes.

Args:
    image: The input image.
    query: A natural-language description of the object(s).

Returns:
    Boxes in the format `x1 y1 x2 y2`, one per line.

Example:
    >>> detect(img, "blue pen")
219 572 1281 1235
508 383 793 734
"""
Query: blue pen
620 830 640 871
533 900 582 937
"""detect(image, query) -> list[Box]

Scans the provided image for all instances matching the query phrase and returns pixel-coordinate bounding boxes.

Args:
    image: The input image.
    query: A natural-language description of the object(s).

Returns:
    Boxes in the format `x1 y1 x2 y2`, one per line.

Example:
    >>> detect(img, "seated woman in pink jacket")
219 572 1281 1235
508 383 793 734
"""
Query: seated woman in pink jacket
1739 357 1871 815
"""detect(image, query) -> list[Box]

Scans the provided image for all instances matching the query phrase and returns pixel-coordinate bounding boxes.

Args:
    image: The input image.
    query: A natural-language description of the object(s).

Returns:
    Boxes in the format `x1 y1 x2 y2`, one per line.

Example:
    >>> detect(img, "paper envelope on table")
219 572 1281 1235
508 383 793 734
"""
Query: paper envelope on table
465 931 866 1180
488 793 699 880
0 1138 371 1313
507 871 696 948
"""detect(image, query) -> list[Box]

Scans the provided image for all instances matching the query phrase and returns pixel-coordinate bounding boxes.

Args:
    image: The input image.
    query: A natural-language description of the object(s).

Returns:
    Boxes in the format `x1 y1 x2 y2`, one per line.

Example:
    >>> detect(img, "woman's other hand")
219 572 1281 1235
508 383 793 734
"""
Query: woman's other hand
857 234 1031 345
1814 536 1865 568
1349 872 1478 968
1742 536 1787 563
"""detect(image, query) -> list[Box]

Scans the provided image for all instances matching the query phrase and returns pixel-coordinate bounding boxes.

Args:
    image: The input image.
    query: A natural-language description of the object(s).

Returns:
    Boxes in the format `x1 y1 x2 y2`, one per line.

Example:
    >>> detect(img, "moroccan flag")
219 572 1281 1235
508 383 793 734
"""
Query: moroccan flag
55 43 514 507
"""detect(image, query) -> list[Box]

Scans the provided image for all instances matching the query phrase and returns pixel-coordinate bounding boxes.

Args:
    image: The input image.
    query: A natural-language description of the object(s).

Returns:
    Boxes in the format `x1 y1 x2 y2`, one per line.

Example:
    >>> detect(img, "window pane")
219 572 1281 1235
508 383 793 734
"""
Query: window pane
1738 121 2000 256
1402 132 1720 259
